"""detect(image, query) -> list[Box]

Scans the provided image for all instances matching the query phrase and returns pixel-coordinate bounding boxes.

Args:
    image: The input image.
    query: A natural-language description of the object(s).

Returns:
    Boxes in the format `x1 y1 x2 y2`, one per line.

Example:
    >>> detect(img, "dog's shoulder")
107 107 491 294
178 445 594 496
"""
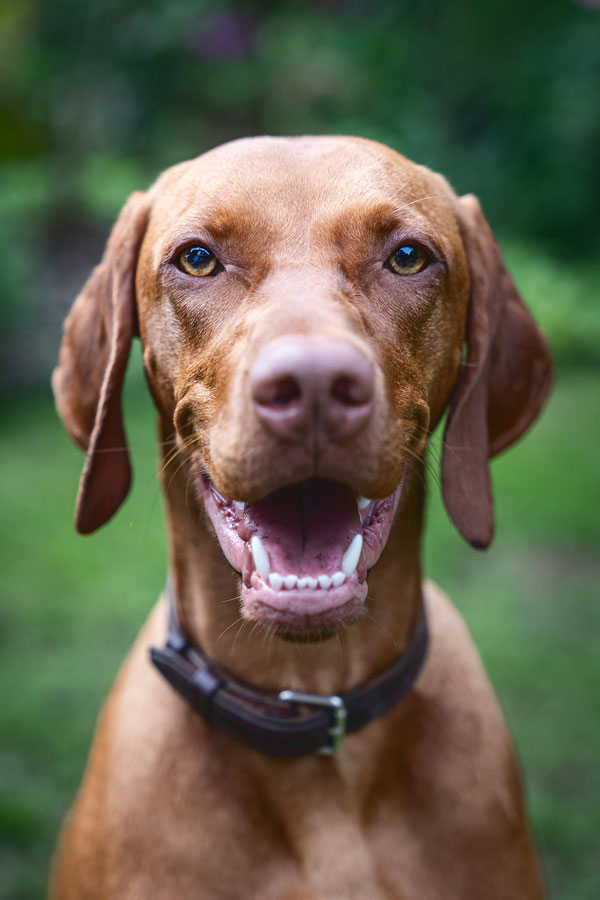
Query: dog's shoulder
420 577 514 744
414 579 530 830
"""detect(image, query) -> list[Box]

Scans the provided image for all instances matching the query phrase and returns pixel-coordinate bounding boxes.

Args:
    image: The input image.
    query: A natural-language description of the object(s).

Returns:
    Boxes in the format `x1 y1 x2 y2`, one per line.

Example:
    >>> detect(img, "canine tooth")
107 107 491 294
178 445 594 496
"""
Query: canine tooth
357 496 372 510
250 536 270 581
305 577 318 590
331 571 346 587
318 574 332 590
283 574 297 589
297 577 309 589
268 573 283 590
232 500 245 511
341 534 363 576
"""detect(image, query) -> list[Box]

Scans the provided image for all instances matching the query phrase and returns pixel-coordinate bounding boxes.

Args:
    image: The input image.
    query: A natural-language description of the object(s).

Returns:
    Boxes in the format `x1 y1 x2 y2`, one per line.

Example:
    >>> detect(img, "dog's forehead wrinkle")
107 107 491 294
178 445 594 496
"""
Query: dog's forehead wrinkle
153 195 442 271
152 137 432 233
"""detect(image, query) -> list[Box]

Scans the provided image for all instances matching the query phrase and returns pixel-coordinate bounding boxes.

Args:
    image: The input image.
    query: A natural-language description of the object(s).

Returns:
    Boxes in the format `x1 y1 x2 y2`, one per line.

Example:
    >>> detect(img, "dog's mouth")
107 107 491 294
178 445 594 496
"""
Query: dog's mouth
198 474 402 640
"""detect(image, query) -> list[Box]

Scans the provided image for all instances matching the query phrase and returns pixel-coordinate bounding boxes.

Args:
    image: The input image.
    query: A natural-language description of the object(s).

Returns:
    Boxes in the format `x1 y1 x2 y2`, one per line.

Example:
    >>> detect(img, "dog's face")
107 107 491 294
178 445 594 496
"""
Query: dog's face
53 137 551 640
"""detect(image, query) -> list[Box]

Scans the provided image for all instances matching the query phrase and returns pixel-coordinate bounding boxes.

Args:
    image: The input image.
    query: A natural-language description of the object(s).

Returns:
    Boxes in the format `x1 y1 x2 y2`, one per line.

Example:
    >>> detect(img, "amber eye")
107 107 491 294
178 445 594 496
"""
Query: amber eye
387 244 429 275
178 245 219 276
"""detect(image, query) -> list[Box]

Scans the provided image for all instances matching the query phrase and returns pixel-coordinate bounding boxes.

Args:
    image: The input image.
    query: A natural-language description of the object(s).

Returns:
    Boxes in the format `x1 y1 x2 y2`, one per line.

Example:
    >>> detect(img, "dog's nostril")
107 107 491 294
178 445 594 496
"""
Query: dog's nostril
331 375 370 407
255 375 302 408
250 337 375 443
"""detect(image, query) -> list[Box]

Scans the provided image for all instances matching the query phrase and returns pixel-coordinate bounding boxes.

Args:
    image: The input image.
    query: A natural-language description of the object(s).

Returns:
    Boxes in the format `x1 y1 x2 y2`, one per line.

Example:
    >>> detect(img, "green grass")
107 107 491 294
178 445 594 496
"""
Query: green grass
501 239 600 368
1 365 599 899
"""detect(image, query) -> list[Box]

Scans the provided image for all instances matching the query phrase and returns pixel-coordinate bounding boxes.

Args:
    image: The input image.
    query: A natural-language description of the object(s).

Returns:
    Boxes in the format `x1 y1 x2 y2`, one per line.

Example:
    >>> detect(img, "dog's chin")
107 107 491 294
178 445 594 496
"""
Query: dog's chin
197 473 403 643
248 616 361 645
240 580 369 642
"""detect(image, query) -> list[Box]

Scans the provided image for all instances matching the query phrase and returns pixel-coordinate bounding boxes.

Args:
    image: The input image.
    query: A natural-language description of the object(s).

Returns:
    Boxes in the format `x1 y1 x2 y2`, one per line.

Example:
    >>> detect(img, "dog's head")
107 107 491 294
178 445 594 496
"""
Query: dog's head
53 137 551 639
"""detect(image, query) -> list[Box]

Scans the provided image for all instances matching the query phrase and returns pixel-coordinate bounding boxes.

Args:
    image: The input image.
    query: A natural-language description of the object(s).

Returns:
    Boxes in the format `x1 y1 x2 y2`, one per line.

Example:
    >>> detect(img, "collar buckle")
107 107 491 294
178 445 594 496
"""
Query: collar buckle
278 689 347 755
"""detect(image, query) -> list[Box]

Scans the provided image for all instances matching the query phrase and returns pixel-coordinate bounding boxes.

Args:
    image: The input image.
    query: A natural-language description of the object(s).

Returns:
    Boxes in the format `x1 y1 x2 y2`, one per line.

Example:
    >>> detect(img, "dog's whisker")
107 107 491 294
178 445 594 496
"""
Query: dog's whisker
165 445 199 492
158 445 185 477
246 621 263 649
396 416 436 438
169 174 215 203
229 623 246 657
266 628 276 662
215 615 245 644
364 610 399 651
335 632 346 680
395 194 437 211
159 434 200 475
184 469 196 519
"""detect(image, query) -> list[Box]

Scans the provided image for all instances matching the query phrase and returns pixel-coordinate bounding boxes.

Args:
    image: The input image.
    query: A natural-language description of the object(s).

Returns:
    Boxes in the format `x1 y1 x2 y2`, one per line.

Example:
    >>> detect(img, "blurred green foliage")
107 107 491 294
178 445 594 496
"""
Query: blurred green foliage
0 0 599 379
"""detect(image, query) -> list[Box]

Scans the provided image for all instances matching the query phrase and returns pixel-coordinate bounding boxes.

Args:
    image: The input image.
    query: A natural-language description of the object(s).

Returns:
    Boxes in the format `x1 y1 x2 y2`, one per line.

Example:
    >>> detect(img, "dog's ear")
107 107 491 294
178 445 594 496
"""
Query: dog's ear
441 194 552 549
52 191 150 534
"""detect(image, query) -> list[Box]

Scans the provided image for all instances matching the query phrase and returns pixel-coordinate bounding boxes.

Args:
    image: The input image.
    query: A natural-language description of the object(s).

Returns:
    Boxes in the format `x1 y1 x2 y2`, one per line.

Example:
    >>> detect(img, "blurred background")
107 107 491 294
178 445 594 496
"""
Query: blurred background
0 0 598 896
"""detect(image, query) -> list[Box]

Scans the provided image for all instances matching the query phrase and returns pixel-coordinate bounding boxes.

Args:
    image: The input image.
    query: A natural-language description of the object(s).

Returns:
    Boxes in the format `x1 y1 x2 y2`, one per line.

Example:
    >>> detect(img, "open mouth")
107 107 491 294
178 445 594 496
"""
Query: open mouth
198 473 402 640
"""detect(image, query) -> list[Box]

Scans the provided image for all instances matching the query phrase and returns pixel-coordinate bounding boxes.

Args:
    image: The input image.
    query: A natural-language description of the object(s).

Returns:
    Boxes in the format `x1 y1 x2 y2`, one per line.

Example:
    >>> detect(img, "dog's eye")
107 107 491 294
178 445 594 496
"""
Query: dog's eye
178 245 219 277
387 244 429 275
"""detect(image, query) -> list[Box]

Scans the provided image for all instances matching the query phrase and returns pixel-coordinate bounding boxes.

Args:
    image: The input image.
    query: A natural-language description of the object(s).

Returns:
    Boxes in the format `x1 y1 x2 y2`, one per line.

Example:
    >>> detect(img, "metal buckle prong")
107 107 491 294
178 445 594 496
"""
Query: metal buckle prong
278 689 347 755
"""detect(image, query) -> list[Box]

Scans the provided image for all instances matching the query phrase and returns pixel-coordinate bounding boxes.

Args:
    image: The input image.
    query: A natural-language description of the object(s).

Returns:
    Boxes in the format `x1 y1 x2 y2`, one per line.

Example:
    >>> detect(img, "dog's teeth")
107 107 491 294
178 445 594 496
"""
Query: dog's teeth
297 576 318 590
356 496 371 510
232 500 245 511
341 533 363 576
250 536 270 581
250 535 360 588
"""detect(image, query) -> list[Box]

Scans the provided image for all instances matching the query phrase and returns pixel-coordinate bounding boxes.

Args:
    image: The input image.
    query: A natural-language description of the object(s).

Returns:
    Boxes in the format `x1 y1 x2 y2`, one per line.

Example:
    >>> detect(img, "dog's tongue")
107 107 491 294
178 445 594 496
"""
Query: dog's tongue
246 479 360 576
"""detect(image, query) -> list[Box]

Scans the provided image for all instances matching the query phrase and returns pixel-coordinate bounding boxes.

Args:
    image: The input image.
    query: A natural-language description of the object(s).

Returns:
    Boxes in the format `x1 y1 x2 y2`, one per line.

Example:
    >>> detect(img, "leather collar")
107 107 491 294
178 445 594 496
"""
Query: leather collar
150 578 429 758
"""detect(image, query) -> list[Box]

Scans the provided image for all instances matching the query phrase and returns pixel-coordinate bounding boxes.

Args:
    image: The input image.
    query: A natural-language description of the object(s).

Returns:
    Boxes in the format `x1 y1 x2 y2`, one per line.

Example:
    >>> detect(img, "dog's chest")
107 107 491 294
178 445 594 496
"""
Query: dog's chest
133 749 536 900
138 755 457 900
154 806 412 900
80 610 542 900
144 796 481 900
155 799 532 900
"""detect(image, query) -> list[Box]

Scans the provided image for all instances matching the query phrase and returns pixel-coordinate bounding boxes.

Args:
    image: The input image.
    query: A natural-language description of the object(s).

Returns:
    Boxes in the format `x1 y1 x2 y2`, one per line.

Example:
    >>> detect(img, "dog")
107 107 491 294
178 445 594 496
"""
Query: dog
51 136 552 899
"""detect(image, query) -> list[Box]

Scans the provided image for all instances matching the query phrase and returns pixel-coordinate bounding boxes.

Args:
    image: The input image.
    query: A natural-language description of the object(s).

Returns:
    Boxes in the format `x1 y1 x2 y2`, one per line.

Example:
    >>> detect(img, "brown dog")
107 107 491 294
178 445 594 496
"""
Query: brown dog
51 136 551 899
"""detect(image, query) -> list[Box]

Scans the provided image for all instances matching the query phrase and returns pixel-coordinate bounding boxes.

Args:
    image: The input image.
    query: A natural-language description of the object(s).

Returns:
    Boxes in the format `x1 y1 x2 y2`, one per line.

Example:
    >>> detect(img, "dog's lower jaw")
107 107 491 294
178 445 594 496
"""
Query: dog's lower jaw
194 470 406 640
160 440 426 694
241 587 369 643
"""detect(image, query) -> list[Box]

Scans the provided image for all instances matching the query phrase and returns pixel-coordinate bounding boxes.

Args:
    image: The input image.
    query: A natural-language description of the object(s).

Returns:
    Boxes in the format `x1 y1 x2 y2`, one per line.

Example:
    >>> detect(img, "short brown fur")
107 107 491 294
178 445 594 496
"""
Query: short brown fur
51 136 551 899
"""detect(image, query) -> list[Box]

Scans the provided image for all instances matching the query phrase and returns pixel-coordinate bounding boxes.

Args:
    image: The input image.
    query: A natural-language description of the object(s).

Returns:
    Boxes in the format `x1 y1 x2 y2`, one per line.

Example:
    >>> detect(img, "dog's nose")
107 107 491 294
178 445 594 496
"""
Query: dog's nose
250 337 374 443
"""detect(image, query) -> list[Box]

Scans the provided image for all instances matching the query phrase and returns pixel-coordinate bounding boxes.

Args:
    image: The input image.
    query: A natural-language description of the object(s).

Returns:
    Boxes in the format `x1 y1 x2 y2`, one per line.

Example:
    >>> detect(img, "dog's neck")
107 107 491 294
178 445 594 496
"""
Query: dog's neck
160 445 425 697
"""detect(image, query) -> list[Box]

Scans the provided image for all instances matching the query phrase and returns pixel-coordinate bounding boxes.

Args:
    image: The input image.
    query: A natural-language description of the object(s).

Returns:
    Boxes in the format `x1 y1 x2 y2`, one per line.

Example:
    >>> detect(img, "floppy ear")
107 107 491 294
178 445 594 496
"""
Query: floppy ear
52 191 150 535
441 194 552 549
